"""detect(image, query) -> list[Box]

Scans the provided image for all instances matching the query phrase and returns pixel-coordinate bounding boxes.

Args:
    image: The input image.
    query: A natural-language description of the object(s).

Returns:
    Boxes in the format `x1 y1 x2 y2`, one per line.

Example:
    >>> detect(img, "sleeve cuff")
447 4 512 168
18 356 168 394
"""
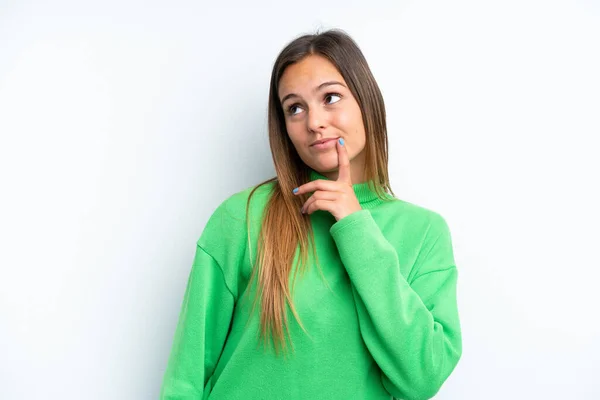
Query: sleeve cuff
330 209 373 237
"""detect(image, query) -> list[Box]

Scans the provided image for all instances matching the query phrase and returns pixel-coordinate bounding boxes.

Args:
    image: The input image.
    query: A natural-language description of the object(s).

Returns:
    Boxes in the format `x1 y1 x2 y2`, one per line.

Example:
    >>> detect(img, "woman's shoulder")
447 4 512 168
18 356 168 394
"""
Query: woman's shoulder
198 179 277 245
375 196 451 235
218 178 277 220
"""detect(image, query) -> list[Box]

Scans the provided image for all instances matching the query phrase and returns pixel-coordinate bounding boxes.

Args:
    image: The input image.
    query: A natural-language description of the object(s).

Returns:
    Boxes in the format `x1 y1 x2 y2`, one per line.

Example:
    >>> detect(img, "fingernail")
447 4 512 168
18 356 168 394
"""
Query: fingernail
339 138 344 145
293 187 299 194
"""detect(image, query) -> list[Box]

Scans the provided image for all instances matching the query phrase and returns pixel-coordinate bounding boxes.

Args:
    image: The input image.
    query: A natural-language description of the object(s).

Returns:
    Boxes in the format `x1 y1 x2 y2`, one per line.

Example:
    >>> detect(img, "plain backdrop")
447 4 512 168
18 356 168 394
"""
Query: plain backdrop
1 0 599 399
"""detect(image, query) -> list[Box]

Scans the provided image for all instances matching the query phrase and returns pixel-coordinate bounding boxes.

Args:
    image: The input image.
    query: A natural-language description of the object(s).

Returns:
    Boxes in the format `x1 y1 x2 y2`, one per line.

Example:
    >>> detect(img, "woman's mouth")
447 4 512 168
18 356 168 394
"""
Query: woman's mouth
311 137 339 151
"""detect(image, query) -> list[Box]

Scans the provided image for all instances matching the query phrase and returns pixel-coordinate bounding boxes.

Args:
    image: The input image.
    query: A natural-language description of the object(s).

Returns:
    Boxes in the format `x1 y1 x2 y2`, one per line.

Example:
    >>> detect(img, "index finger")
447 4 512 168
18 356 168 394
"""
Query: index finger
336 138 351 184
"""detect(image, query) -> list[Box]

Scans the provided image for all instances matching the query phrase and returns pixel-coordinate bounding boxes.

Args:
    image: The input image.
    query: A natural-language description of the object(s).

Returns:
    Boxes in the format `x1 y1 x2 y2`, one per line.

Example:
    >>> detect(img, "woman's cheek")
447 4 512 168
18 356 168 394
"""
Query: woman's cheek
331 111 345 126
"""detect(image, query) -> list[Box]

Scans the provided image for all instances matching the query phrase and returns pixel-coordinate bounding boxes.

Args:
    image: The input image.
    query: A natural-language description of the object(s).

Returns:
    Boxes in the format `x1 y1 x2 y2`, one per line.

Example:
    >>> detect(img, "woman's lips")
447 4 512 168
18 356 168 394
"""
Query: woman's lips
311 137 339 150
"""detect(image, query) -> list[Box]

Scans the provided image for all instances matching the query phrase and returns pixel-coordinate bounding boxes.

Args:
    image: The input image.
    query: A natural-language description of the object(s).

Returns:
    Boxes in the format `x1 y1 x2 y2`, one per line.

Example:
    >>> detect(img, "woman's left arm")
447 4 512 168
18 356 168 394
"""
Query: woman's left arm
330 209 462 400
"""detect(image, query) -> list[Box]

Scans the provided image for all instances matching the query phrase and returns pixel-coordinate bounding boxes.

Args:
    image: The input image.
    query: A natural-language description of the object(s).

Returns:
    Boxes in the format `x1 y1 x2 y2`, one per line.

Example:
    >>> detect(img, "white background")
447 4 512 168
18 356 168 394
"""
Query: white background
1 0 599 398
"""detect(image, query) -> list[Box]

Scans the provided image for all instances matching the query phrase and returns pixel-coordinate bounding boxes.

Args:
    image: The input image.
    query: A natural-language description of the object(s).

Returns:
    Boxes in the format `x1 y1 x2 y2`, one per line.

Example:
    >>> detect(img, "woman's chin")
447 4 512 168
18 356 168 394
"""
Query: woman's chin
311 156 339 172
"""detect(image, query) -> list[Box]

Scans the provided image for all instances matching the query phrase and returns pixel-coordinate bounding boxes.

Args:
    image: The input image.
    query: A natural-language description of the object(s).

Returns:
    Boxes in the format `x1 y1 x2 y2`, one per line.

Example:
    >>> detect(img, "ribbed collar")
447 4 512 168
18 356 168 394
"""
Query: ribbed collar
308 169 394 209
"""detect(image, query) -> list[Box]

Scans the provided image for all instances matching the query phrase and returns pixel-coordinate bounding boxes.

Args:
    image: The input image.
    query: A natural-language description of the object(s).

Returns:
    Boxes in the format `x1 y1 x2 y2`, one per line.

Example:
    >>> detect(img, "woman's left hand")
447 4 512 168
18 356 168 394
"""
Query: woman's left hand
294 138 362 222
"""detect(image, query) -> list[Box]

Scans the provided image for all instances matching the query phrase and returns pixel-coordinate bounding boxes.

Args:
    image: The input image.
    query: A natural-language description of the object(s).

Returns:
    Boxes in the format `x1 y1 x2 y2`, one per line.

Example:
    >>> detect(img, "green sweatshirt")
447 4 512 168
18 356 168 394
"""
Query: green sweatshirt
160 169 462 400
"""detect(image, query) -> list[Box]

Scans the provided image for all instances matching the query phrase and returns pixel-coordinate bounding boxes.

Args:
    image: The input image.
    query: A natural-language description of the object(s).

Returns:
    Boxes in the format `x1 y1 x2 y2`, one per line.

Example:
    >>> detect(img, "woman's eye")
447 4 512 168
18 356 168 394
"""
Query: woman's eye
287 93 342 116
289 104 301 115
325 93 342 104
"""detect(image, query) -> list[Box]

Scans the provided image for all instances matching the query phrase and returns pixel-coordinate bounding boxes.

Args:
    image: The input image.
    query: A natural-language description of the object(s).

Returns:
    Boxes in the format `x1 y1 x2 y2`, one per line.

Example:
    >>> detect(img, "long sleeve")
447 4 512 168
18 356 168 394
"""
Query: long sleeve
160 244 235 399
330 209 462 400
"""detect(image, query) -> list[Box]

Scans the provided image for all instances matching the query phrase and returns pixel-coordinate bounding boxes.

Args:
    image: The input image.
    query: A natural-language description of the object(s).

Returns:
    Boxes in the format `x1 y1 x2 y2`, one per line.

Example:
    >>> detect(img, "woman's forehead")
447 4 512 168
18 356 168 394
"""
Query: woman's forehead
278 57 345 99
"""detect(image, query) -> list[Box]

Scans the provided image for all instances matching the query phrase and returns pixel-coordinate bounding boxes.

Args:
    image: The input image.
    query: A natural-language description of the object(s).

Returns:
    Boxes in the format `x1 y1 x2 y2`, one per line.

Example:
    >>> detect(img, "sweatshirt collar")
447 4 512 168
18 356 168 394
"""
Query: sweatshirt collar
308 169 393 208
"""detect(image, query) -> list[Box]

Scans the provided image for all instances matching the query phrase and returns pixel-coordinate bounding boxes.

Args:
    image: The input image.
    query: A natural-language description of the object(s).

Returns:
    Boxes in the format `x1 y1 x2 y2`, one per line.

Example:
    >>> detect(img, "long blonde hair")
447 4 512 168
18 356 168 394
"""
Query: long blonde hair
244 28 395 355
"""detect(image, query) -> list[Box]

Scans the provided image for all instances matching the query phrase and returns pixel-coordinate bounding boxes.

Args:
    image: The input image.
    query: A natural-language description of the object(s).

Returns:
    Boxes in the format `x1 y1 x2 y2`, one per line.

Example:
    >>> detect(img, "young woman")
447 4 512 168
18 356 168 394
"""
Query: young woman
160 29 462 400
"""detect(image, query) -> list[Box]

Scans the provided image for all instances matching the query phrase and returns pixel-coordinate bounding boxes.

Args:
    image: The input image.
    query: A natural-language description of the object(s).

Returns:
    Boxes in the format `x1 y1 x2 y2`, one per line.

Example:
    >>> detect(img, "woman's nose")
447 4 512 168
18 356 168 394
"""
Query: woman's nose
306 107 327 132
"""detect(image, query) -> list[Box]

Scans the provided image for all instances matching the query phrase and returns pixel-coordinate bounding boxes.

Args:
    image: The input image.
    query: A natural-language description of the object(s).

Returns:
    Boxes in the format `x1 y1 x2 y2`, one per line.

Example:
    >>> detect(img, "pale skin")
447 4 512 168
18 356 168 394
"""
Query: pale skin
278 54 367 222
293 138 363 222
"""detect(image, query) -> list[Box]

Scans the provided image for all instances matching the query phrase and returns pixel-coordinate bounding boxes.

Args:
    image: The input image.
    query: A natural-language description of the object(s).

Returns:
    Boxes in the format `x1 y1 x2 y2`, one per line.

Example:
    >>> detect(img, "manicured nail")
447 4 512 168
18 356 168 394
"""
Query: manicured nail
293 188 299 194
339 138 344 145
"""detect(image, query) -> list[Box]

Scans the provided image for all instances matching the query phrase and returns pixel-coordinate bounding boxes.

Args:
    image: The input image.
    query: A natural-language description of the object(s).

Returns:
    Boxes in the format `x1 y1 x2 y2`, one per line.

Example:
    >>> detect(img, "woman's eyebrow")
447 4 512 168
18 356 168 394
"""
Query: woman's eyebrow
280 81 346 104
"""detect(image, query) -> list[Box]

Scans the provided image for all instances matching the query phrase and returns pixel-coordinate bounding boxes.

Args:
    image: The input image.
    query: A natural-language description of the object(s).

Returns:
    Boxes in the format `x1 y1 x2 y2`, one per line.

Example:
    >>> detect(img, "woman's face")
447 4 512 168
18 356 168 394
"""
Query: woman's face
278 54 366 182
